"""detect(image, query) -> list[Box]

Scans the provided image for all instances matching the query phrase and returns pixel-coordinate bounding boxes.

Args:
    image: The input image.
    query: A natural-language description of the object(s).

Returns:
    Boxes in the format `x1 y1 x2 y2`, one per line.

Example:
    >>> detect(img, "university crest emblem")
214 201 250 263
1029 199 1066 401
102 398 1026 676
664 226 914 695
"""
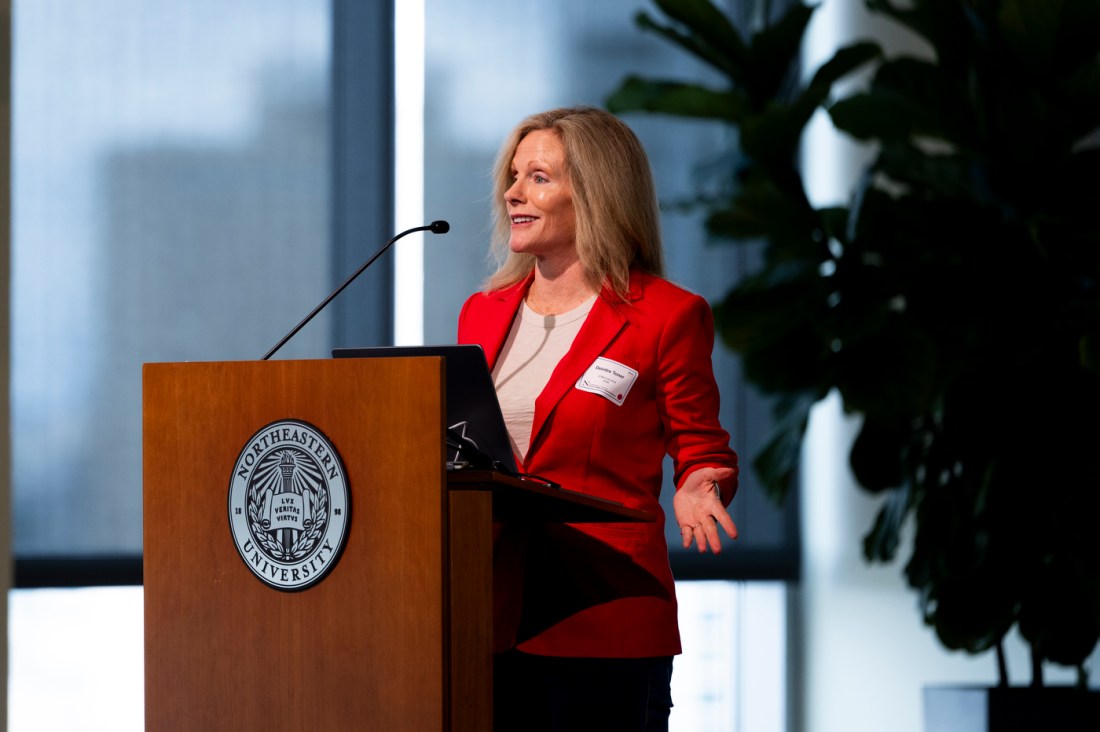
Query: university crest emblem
228 419 350 591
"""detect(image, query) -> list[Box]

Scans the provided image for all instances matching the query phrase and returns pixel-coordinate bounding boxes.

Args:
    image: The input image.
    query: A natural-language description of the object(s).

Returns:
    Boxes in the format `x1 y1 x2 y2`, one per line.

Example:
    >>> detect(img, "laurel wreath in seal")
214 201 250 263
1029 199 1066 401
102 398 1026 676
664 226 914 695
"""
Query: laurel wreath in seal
245 447 330 562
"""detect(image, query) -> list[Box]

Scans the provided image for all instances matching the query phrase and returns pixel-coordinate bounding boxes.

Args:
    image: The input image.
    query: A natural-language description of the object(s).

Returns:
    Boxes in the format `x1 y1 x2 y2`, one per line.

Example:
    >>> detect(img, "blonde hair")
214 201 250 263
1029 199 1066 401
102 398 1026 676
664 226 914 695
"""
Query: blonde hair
485 106 665 296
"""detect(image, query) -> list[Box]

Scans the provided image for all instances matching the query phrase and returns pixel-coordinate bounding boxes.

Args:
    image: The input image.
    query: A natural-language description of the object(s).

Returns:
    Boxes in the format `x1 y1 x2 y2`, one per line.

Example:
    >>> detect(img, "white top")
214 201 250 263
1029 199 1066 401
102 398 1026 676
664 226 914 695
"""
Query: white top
492 295 597 461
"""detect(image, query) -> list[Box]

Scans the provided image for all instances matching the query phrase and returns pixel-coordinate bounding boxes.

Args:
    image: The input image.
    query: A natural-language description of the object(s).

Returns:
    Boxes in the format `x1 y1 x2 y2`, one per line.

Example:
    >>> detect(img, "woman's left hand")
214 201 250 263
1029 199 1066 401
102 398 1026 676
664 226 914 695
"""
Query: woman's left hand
673 467 738 554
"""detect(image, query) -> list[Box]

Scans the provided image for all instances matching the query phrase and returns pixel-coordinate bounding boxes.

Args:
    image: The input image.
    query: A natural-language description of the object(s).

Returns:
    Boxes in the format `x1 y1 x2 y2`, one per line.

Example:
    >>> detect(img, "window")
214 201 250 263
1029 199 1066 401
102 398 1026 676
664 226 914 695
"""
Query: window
417 0 797 578
10 2 796 729
12 0 335 562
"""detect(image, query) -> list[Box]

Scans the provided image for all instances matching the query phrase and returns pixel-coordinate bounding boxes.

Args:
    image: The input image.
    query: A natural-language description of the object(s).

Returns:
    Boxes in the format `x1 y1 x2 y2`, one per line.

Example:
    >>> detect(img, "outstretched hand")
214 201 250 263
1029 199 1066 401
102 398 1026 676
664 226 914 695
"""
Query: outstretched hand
672 467 738 554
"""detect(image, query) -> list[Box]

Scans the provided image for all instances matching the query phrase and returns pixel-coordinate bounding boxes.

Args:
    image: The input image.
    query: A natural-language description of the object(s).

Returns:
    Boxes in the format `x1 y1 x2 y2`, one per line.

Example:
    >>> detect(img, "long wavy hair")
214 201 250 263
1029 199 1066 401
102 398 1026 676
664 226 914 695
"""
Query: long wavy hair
484 106 665 297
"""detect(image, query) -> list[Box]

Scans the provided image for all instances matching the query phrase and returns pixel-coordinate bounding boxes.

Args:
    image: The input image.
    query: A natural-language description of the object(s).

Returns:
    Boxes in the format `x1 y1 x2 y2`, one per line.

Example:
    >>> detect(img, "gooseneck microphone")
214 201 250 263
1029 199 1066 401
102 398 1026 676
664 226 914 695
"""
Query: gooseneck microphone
261 220 451 360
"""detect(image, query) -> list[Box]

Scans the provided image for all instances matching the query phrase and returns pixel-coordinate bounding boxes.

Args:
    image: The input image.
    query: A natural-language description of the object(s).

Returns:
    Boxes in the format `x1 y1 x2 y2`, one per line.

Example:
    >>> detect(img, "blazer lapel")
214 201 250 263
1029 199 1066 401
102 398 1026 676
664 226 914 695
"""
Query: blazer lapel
472 277 530 372
528 277 643 456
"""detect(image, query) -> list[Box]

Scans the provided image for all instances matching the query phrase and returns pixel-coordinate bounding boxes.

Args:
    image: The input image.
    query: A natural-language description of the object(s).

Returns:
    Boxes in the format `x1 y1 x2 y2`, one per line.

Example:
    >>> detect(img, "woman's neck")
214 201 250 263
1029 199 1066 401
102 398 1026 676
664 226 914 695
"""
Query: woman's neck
526 262 597 316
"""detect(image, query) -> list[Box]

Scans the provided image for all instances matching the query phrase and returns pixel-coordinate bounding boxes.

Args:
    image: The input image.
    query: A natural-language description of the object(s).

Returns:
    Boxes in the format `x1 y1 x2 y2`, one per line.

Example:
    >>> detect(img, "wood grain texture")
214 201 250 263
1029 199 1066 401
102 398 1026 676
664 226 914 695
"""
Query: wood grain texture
143 358 478 731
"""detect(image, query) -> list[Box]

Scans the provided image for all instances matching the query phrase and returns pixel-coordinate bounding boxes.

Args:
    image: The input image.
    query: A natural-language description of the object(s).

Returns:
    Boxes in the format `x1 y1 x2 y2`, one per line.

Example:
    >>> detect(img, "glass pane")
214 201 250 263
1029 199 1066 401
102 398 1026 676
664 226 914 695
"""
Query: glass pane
8 581 787 732
420 0 795 574
9 587 144 731
12 0 332 555
675 581 787 731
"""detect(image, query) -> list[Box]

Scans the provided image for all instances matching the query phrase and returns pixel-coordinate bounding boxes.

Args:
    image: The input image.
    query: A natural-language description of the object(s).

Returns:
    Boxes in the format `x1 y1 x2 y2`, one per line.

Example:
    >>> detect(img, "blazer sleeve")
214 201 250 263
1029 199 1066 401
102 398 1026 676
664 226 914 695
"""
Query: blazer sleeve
456 293 475 342
654 291 739 505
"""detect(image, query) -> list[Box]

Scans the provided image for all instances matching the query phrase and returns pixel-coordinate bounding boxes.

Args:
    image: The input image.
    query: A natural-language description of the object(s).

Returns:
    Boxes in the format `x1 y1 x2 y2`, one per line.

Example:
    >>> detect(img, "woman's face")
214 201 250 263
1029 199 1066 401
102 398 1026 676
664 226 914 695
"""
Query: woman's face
504 129 577 263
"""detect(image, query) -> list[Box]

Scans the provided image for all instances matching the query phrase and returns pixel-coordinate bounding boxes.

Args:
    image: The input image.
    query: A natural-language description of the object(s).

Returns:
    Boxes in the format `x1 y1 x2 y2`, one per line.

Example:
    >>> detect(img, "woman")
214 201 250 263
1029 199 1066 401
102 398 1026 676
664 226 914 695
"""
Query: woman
457 106 739 731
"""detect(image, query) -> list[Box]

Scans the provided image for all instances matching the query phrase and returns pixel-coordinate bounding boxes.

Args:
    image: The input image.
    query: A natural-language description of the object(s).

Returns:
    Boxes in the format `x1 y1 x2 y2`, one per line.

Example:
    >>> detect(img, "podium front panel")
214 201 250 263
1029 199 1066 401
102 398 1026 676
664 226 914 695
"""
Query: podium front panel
143 358 460 730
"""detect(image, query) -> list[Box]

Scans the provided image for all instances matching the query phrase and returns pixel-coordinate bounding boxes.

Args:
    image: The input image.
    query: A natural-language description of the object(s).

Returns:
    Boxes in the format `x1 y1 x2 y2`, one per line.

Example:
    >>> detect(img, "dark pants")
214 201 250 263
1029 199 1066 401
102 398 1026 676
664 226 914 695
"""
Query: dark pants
493 651 674 732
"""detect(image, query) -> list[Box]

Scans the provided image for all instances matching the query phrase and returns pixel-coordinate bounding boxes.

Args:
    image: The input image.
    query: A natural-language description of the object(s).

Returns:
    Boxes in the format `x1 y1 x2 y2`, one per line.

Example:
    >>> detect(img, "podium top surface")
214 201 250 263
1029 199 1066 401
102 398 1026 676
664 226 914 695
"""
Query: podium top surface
447 470 654 524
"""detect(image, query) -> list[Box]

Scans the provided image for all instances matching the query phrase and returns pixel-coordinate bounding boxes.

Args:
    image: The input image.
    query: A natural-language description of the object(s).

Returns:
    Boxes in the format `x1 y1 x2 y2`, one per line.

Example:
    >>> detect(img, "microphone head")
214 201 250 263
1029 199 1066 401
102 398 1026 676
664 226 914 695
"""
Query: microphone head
430 220 451 234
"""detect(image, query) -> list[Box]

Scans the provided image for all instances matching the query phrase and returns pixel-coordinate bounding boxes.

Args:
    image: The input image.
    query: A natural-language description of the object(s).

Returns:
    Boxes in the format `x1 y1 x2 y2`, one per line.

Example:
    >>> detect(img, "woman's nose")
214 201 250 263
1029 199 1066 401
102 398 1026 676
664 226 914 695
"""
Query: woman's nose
505 178 524 203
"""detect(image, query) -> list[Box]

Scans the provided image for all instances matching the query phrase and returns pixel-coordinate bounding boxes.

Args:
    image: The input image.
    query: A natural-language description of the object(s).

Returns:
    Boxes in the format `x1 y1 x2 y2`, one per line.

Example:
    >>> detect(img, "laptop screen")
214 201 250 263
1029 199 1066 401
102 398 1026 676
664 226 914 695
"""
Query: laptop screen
332 344 518 474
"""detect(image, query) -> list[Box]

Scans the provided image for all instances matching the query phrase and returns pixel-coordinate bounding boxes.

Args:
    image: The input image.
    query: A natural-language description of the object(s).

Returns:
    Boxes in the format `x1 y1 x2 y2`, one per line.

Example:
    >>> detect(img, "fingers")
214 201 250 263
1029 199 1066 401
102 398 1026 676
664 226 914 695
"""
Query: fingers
680 522 709 553
679 512 739 554
701 516 723 554
679 523 697 550
673 472 738 554
701 521 716 553
716 511 738 541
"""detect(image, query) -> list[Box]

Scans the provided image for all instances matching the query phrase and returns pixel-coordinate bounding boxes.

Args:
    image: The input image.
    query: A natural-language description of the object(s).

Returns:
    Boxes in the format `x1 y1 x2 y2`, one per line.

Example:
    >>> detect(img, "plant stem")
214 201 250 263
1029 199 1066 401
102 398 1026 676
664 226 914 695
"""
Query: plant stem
995 640 1009 687
1030 643 1045 688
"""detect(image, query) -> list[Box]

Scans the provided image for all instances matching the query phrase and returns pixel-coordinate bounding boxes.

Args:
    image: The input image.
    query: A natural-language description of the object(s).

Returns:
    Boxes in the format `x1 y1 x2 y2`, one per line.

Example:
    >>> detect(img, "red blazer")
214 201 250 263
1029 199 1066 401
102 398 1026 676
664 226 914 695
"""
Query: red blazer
458 269 738 658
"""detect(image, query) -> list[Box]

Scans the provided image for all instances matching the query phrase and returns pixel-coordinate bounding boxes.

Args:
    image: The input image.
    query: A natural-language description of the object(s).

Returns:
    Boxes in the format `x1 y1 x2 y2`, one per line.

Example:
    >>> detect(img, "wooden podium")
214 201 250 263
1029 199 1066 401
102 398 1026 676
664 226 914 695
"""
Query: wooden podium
142 358 650 731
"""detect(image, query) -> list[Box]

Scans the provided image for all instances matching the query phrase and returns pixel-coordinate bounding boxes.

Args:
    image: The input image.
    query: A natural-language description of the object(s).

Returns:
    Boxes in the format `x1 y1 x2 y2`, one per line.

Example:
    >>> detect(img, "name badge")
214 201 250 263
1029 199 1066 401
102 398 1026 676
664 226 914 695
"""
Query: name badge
576 357 638 406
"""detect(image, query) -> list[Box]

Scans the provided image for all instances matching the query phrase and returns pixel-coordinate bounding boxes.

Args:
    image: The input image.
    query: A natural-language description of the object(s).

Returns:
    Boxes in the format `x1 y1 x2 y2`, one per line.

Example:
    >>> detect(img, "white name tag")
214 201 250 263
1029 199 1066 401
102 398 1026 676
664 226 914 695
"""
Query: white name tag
576 357 638 406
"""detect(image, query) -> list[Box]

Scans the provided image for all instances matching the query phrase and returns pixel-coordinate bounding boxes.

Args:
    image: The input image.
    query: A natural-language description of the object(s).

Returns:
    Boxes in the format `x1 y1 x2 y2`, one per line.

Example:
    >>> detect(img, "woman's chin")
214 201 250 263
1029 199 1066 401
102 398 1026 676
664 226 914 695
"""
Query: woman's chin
508 239 538 256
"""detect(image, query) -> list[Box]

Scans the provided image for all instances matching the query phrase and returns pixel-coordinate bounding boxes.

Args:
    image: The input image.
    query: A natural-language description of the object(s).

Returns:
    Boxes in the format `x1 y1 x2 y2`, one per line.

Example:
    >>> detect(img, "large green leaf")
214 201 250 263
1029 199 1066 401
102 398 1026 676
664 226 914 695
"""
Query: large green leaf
713 265 836 395
740 99 815 167
606 76 747 122
750 392 817 504
1018 558 1100 667
1080 332 1100 376
737 44 882 166
829 57 959 145
742 2 816 101
874 144 990 205
807 41 883 91
850 419 910 495
706 172 817 244
998 0 1065 74
712 269 820 354
635 10 744 83
652 0 748 69
828 93 914 143
865 0 970 68
927 574 1018 654
834 322 939 420
1060 61 1100 137
862 481 911 561
1049 0 1100 72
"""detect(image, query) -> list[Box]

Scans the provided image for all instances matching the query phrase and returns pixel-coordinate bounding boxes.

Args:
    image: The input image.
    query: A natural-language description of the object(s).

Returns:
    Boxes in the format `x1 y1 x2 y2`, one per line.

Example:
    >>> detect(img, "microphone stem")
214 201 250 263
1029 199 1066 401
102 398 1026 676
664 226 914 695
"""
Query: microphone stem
261 223 434 361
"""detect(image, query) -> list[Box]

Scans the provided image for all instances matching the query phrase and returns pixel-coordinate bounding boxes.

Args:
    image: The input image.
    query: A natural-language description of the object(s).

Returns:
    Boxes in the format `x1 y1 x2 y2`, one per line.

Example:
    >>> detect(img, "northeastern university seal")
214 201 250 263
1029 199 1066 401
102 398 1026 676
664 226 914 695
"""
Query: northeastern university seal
228 419 350 591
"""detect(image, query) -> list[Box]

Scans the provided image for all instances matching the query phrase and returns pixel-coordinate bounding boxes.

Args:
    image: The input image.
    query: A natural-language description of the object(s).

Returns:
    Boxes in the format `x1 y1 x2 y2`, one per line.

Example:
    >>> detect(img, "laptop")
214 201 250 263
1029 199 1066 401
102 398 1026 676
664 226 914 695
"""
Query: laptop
332 344 519 475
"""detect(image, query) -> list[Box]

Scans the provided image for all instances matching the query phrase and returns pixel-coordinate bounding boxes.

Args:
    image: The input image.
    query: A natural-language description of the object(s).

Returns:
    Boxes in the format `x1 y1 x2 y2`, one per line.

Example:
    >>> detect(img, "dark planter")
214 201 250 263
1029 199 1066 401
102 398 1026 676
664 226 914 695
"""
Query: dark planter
924 686 1100 732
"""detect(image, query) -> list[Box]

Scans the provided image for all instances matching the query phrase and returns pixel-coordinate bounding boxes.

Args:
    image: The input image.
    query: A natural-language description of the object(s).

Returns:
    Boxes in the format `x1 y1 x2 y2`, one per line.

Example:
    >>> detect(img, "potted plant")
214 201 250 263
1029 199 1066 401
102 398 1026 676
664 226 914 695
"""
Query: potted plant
607 0 1100 724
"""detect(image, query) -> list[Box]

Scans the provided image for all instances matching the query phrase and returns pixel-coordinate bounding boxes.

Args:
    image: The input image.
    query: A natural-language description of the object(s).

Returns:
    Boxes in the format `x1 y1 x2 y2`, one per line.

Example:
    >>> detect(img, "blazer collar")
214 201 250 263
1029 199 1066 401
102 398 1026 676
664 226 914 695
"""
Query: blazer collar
477 270 644 368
